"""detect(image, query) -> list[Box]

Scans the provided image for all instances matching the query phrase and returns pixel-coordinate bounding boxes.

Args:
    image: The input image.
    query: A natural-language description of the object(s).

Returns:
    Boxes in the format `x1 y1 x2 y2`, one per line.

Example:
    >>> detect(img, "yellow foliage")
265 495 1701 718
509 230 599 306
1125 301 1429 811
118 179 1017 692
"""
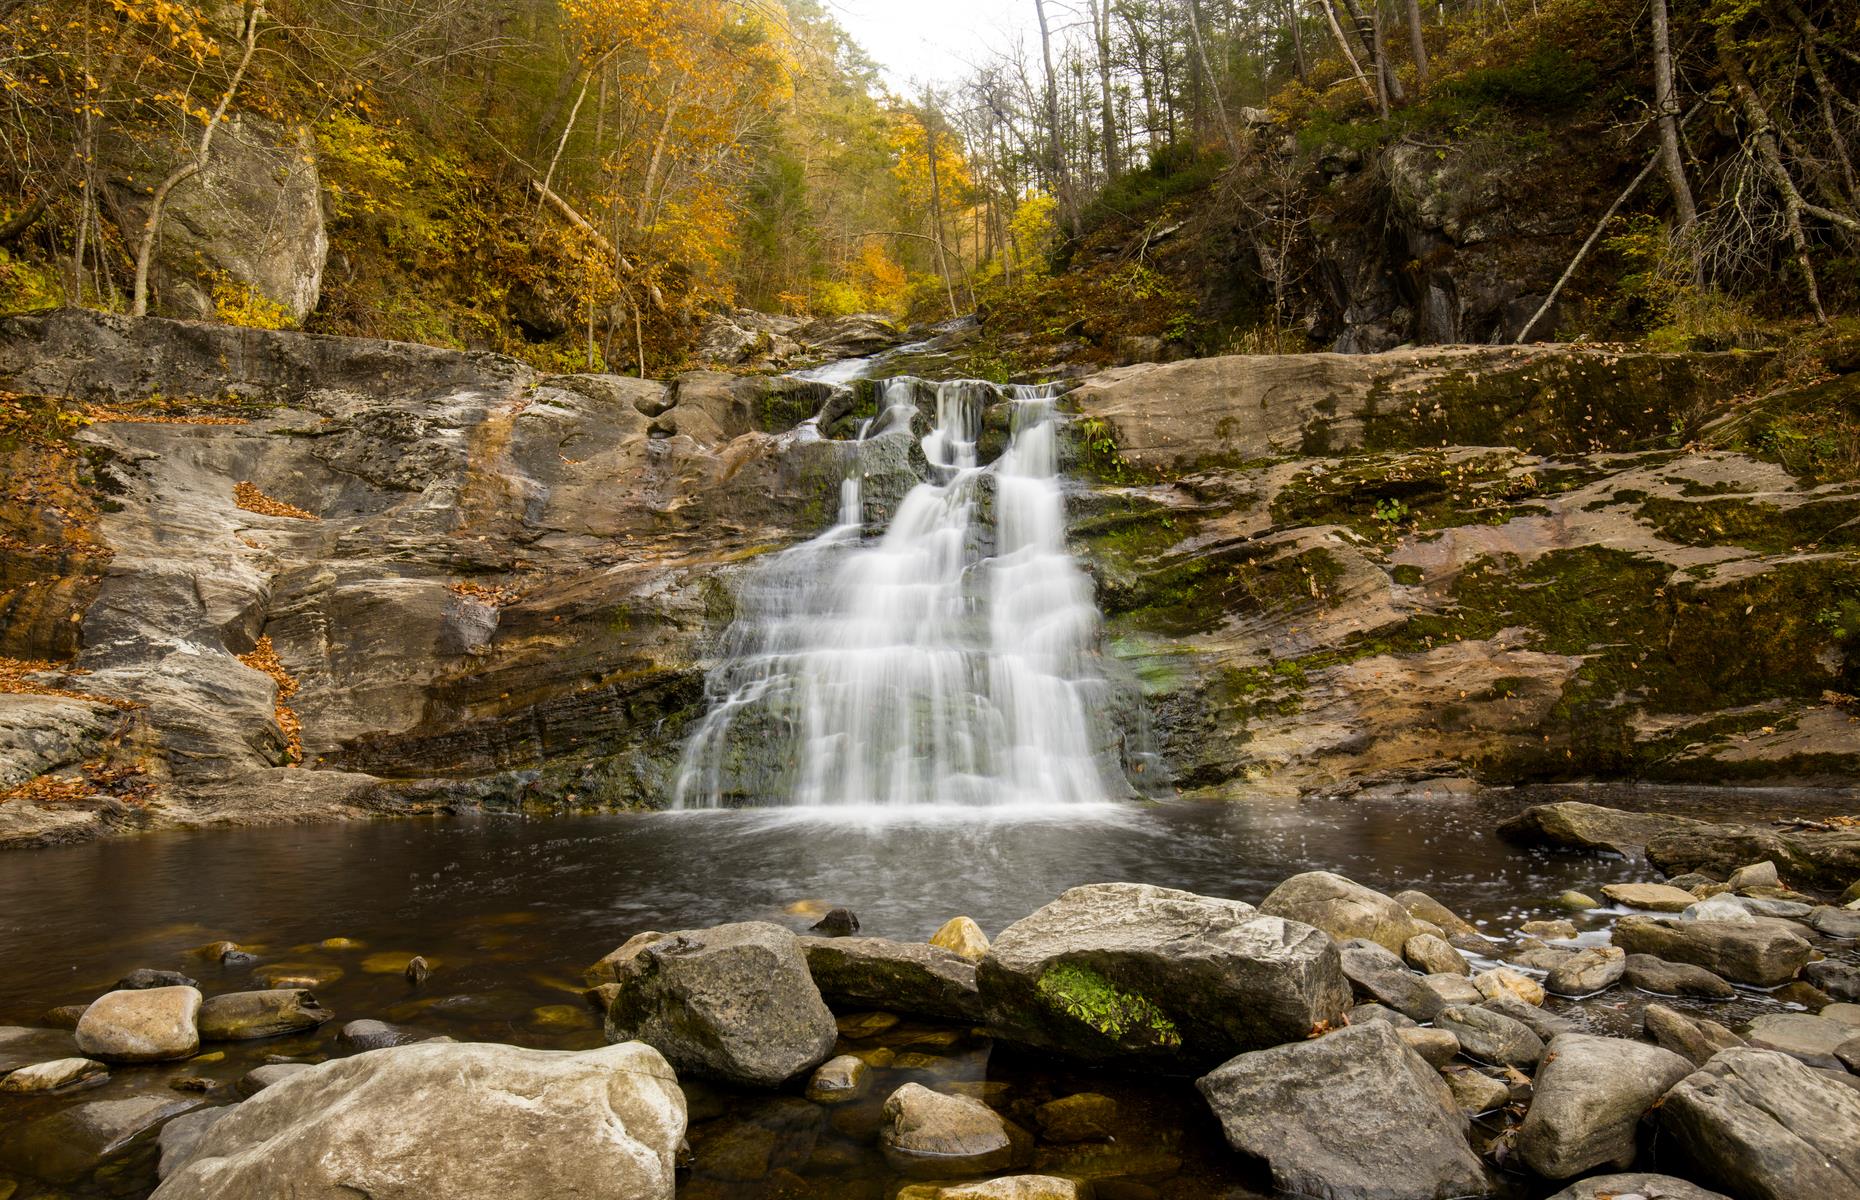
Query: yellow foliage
1008 192 1060 278
212 277 293 330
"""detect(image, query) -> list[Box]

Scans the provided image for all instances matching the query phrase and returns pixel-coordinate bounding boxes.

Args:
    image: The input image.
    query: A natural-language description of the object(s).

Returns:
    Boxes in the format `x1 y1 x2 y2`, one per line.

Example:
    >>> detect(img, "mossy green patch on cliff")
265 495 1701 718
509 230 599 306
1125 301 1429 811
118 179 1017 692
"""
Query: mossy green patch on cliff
1103 543 1344 637
1035 962 1181 1048
1271 449 1591 540
1734 371 1860 483
1637 496 1860 554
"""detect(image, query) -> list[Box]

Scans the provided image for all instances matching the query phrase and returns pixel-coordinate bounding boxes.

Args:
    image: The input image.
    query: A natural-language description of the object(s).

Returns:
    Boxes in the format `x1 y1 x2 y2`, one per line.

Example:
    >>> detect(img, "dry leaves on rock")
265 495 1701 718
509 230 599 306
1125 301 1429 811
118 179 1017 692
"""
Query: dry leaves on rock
448 581 523 607
0 657 139 710
237 637 303 765
234 482 317 521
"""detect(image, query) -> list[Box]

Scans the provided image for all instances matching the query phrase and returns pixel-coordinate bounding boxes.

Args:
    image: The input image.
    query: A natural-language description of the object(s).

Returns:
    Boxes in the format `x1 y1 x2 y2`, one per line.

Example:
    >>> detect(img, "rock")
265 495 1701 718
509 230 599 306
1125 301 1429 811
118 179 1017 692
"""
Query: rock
1545 946 1626 997
1398 1026 1460 1067
1259 871 1422 952
1623 954 1736 999
75 987 202 1062
1436 1005 1544 1067
1519 919 1578 940
930 917 991 961
0 1026 79 1073
586 932 667 987
43 1004 89 1029
1683 893 1760 924
117 969 201 991
794 313 905 359
834 1011 900 1039
977 883 1348 1067
897 1177 1089 1200
811 908 860 937
1811 906 1860 939
0 1093 201 1183
1441 1063 1510 1113
1496 803 1707 858
1729 861 1782 892
0 1056 107 1093
802 937 983 1021
1482 993 1579 1040
197 990 333 1041
1394 889 1479 937
1423 973 1484 1005
1403 934 1469 976
1556 891 1599 910
1516 1033 1694 1179
1195 1022 1487 1200
1646 824 1860 892
879 1083 1013 1178
252 963 343 990
149 1041 684 1200
603 921 837 1088
1659 1048 1860 1200
338 1019 421 1050
1341 938 1445 1020
1473 967 1545 1006
1546 1176 1729 1200
237 1063 313 1097
158 1107 234 1180
1644 1003 1746 1066
404 956 431 985
1744 1012 1859 1069
1347 1002 1416 1027
190 942 257 966
1611 914 1812 986
803 1055 869 1105
1807 960 1860 1001
1035 1093 1117 1143
1601 883 1700 912
1509 942 1578 973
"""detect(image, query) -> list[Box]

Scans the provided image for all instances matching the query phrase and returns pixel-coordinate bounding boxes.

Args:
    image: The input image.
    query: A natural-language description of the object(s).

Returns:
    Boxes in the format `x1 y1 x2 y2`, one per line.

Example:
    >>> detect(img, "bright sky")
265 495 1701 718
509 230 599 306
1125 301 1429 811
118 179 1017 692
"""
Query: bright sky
825 0 1046 90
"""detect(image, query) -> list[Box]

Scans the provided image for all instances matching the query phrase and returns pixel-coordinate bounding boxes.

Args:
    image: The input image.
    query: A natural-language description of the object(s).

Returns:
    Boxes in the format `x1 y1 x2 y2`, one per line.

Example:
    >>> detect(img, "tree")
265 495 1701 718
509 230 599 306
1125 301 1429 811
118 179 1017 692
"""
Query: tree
1649 0 1696 260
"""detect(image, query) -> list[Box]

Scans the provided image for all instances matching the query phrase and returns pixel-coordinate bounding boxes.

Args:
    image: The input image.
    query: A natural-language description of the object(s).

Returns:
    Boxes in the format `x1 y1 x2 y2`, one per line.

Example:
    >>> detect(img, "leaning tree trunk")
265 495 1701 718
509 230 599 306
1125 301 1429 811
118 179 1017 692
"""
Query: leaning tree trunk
1404 0 1428 85
1650 0 1698 257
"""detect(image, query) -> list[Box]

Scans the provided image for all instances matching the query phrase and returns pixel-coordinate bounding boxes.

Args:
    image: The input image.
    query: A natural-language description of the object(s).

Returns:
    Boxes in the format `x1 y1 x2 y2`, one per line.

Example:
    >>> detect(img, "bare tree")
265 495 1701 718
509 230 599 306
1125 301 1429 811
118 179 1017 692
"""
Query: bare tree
1650 0 1697 255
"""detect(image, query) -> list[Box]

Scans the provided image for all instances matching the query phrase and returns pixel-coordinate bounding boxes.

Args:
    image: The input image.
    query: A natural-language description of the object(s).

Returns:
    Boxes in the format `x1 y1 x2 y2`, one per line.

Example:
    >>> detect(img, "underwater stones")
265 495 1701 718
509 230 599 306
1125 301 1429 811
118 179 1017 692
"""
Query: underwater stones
1601 883 1699 913
1545 946 1625 997
879 1083 1014 1178
1035 1093 1117 1143
1340 938 1445 1021
197 989 333 1041
1658 1048 1860 1200
811 907 860 937
1516 1033 1693 1180
1623 955 1736 999
801 937 983 1021
803 1055 868 1105
1611 915 1812 986
1643 1004 1745 1067
1195 1022 1487 1200
977 883 1349 1067
1436 1005 1544 1068
1545 1176 1729 1200
337 1019 422 1051
1496 803 1706 859
603 921 837 1089
1403 934 1469 976
76 987 202 1063
116 969 201 991
930 916 991 962
1743 1012 1859 1070
0 1093 202 1183
149 1041 685 1200
0 1056 106 1093
1260 871 1421 953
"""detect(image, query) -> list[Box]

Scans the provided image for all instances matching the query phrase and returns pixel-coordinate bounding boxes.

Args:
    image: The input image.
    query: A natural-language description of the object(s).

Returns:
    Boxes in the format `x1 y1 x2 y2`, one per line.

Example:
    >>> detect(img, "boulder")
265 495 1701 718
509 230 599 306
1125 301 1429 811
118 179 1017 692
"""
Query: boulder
1807 960 1860 1002
1340 938 1445 1020
1623 954 1736 999
1403 934 1469 976
1601 883 1700 912
1744 1012 1859 1070
1728 861 1782 892
1347 1002 1416 1027
1520 919 1578 941
1496 803 1706 858
1545 946 1626 997
0 1093 201 1183
603 921 837 1088
0 1056 107 1093
1556 890 1600 910
811 907 860 937
75 987 202 1062
197 989 332 1041
1393 890 1479 937
1811 906 1860 939
976 884 1349 1067
1441 1063 1510 1113
1644 1003 1745 1066
1546 1176 1729 1200
794 314 905 359
1423 974 1484 1006
1681 893 1759 924
1482 993 1580 1041
1659 1048 1860 1200
149 1042 685 1200
1398 1026 1460 1067
117 969 201 991
586 931 666 987
1195 1022 1487 1200
1611 915 1811 986
879 1083 1014 1178
1646 824 1860 892
1259 871 1421 952
803 1055 869 1105
1435 1005 1544 1067
802 937 983 1021
158 1107 234 1180
1473 967 1545 1006
931 916 991 961
337 1019 423 1051
1035 1093 1117 1143
1516 1033 1694 1179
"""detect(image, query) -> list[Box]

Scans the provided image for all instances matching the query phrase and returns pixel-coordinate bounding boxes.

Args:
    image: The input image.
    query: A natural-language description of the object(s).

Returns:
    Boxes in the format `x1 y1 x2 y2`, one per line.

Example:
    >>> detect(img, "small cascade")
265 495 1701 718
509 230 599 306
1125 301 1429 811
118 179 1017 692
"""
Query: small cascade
672 376 1124 810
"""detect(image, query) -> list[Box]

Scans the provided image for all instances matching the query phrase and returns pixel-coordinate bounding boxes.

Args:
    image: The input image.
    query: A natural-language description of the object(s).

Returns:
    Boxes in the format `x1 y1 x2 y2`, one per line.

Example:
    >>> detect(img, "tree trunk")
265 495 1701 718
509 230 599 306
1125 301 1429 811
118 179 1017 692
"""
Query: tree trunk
1404 0 1428 86
1314 0 1380 110
1650 0 1698 245
1087 0 1120 178
1033 0 1078 229
920 101 960 320
1188 0 1241 158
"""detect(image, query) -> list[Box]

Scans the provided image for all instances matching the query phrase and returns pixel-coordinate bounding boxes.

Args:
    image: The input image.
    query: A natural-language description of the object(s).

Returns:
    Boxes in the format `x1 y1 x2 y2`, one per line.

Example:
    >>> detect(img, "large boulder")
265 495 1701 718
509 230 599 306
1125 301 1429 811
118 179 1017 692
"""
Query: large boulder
75 987 202 1062
197 989 332 1040
1338 938 1444 1021
1623 954 1736 999
1546 1177 1728 1200
977 883 1349 1067
1610 915 1812 986
1195 1022 1488 1200
1515 1033 1694 1180
1658 1048 1860 1200
879 1083 1015 1178
1646 824 1860 892
794 313 905 359
149 1041 684 1200
0 1093 201 1183
1496 803 1708 858
1435 1004 1544 1067
601 922 837 1088
1259 872 1422 952
1743 1012 1859 1070
801 937 983 1021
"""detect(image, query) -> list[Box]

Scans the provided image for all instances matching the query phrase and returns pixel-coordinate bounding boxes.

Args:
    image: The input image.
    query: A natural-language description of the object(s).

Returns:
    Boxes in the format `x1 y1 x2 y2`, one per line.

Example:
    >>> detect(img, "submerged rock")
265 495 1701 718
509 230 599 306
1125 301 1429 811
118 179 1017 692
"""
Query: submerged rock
803 1055 868 1105
1611 915 1811 986
1658 1048 1860 1200
802 937 983 1021
75 987 202 1063
198 989 333 1041
1196 1022 1487 1200
603 921 837 1088
1260 871 1422 952
116 969 201 991
0 1056 107 1093
977 883 1349 1067
1515 1033 1693 1179
896 1178 1088 1200
1035 1093 1117 1143
1496 803 1706 858
879 1083 1014 1178
0 1093 201 1183
1546 1176 1729 1200
1623 954 1736 999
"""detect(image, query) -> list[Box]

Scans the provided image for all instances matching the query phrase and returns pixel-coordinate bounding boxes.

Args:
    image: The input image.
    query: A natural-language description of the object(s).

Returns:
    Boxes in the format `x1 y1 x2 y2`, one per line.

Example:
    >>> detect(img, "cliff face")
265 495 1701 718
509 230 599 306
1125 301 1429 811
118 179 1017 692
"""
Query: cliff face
1 311 1855 846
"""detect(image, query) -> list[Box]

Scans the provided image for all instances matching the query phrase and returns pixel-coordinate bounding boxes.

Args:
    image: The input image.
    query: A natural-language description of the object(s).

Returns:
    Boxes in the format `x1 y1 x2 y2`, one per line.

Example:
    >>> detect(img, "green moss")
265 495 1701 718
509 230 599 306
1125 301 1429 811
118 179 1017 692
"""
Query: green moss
1035 962 1181 1048
1734 372 1860 483
1391 564 1425 586
1638 496 1860 554
1271 449 1567 539
1105 544 1343 637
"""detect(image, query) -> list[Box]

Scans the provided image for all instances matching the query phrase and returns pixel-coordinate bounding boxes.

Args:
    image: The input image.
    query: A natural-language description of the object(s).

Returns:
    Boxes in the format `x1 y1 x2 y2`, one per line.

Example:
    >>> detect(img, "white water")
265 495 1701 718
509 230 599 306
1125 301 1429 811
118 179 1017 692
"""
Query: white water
673 377 1121 809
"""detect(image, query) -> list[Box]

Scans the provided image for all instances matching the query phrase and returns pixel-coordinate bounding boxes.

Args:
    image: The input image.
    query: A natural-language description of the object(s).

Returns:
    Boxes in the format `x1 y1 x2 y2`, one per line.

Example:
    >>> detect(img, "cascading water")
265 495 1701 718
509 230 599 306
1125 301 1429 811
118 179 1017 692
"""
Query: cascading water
672 376 1124 809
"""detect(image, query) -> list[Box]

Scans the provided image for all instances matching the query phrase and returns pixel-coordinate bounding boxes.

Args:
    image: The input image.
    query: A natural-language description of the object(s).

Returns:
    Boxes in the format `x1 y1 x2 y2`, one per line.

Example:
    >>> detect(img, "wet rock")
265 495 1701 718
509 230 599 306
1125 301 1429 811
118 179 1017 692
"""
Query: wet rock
1644 1003 1746 1067
117 969 202 991
1556 891 1599 911
252 963 343 990
586 932 667 987
802 937 983 1021
1482 993 1579 1040
158 1107 234 1180
1346 1003 1416 1027
1744 1012 1858 1069
76 987 202 1062
1623 954 1736 999
1260 871 1422 952
1682 893 1759 924
237 1063 313 1097
897 1177 1089 1200
1398 1026 1460 1067
1546 1176 1729 1200
1393 889 1479 938
1516 1033 1694 1179
1729 861 1781 892
1441 1063 1509 1113
190 942 257 967
0 1056 107 1093
1646 824 1860 893
803 1055 868 1105
337 1019 421 1050
1341 938 1444 1021
150 1041 684 1200
1036 1092 1117 1143
811 908 860 937
1808 960 1860 1001
1659 1048 1860 1200
404 956 431 985
834 1011 900 1040
1496 803 1706 858
43 1004 89 1029
1196 1022 1487 1200
1436 1005 1544 1067
1423 974 1484 1006
1473 967 1544 1006
0 1026 80 1073
1811 906 1860 939
1403 934 1469 976
1519 919 1578 940
977 883 1349 1067
1601 883 1698 912
1611 915 1812 986
1508 942 1578 973
930 917 991 962
879 1083 1014 1178
1545 946 1626 997
0 1093 201 1183
198 989 333 1041
604 921 838 1089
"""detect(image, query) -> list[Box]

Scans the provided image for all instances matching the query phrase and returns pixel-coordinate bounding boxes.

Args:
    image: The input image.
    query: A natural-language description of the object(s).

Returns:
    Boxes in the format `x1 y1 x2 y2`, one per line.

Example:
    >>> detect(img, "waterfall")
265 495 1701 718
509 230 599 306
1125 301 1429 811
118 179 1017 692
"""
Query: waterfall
672 376 1122 810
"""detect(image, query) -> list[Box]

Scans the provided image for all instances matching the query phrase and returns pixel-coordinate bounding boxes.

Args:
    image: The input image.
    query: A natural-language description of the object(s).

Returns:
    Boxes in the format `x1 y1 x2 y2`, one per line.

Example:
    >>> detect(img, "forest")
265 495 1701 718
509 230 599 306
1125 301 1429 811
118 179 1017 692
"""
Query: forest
0 0 1856 372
